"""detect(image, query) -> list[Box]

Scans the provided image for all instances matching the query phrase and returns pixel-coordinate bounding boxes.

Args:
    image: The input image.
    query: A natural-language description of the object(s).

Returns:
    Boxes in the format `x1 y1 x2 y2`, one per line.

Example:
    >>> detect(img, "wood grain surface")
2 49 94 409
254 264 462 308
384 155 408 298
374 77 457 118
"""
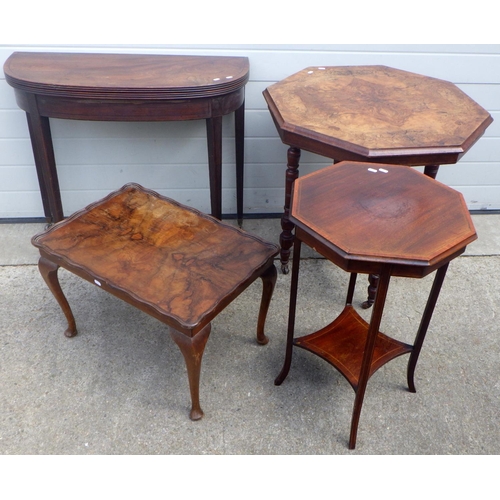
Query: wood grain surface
33 184 278 328
264 65 492 156
290 161 477 268
4 52 249 99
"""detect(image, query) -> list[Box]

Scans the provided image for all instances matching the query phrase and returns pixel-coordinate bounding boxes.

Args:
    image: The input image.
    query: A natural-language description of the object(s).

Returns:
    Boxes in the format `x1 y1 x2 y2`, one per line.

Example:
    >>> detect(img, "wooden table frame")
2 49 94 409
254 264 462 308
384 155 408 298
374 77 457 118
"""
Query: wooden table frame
274 161 477 449
32 183 279 421
263 65 492 306
4 52 250 224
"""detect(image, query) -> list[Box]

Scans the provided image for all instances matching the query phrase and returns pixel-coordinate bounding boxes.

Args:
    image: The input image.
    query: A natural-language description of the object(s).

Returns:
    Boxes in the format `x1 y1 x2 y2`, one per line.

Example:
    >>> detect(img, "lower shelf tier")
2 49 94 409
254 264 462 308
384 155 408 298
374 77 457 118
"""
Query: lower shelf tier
294 305 413 390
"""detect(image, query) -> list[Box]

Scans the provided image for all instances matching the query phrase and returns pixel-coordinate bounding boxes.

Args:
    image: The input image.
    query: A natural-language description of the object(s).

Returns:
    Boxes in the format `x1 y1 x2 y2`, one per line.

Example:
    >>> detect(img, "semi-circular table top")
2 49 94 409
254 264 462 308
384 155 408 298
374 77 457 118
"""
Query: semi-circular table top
4 52 250 100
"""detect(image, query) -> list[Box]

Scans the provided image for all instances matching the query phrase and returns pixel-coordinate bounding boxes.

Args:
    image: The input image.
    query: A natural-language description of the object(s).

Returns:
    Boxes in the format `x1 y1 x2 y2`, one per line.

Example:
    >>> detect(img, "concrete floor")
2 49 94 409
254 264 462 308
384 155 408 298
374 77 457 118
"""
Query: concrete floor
0 215 499 455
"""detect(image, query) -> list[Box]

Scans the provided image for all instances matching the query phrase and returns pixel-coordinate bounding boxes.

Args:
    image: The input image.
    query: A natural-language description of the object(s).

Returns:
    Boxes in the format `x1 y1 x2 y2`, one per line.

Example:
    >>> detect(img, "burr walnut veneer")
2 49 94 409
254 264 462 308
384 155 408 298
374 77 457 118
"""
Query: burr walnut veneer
263 65 492 282
4 52 249 224
32 183 278 420
274 161 477 449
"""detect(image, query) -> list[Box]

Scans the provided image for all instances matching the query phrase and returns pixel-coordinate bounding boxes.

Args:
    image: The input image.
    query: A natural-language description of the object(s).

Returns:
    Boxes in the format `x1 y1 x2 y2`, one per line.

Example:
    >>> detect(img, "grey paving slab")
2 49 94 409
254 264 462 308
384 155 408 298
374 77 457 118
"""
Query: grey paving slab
1 217 499 454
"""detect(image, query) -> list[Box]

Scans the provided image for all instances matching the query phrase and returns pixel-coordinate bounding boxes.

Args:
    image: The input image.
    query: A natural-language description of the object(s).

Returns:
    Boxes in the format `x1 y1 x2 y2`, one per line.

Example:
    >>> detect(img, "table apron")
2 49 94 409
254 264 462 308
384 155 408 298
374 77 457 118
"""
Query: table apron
14 88 245 121
279 128 463 167
295 225 466 278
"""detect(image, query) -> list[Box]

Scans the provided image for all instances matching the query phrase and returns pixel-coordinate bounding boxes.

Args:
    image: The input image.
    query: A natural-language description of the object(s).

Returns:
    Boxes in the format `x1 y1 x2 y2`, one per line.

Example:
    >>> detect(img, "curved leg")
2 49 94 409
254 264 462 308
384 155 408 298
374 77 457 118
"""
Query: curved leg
169 324 211 421
349 267 391 450
407 263 448 392
275 238 301 385
256 263 278 345
279 147 301 274
206 116 223 220
235 100 245 227
38 256 77 338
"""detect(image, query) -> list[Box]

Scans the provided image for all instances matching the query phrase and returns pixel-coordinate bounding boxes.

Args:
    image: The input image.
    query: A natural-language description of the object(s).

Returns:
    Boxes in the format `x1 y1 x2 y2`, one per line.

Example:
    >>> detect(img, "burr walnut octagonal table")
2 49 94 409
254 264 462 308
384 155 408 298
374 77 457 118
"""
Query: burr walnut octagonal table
263 65 492 279
274 161 477 449
32 183 278 421
4 52 249 224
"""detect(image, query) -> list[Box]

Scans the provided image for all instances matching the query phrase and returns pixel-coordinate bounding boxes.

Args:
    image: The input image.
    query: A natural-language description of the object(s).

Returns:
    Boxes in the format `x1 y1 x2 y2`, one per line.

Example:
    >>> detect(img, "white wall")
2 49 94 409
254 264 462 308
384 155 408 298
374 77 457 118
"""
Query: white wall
1 44 499 219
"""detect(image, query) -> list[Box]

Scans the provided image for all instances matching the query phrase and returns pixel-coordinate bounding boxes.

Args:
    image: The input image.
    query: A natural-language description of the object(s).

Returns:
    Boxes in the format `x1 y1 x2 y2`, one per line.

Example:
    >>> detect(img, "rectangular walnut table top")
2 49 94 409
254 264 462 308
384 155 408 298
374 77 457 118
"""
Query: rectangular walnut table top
32 183 278 335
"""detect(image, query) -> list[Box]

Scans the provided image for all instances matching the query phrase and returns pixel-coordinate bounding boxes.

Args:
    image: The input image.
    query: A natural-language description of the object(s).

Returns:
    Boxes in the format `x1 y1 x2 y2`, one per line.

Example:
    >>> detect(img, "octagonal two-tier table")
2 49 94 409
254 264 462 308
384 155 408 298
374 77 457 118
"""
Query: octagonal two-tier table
274 161 477 449
263 65 492 305
4 52 249 224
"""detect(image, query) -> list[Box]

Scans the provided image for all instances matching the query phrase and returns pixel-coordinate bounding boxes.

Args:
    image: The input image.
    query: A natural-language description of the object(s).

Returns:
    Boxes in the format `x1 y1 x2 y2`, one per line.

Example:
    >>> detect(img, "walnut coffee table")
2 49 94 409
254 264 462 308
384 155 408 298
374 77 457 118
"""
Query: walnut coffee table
274 161 477 449
263 65 492 303
32 183 278 420
4 52 249 224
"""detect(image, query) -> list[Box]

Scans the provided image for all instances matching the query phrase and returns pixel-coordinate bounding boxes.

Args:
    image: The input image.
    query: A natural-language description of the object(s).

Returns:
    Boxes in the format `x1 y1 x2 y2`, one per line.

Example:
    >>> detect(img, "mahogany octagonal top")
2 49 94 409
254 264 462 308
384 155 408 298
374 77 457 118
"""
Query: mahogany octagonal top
290 161 477 277
263 65 492 165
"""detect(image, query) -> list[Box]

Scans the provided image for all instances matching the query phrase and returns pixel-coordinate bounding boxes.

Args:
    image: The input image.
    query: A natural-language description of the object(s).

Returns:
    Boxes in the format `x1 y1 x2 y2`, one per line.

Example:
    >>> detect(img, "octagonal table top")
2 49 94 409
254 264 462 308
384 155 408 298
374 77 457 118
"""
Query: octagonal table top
263 65 493 165
290 161 477 276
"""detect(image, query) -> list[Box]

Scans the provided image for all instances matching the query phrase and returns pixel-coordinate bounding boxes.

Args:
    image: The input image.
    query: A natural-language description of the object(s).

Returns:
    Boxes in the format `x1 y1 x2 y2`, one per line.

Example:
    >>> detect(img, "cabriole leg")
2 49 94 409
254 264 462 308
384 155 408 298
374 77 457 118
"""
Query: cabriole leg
170 324 211 421
38 256 77 338
256 263 278 345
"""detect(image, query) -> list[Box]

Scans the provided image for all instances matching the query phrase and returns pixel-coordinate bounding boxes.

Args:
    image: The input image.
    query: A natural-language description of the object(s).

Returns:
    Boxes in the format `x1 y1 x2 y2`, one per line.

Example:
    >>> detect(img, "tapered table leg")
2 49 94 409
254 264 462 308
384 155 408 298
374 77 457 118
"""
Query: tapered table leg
235 101 245 227
206 116 223 220
25 93 64 223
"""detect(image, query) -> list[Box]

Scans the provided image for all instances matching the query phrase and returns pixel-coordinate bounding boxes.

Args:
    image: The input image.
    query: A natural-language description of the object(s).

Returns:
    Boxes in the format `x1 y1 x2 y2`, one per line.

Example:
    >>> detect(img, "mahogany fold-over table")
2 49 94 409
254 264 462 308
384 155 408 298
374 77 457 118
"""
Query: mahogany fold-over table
274 161 477 449
4 52 249 224
263 65 492 305
32 183 278 420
